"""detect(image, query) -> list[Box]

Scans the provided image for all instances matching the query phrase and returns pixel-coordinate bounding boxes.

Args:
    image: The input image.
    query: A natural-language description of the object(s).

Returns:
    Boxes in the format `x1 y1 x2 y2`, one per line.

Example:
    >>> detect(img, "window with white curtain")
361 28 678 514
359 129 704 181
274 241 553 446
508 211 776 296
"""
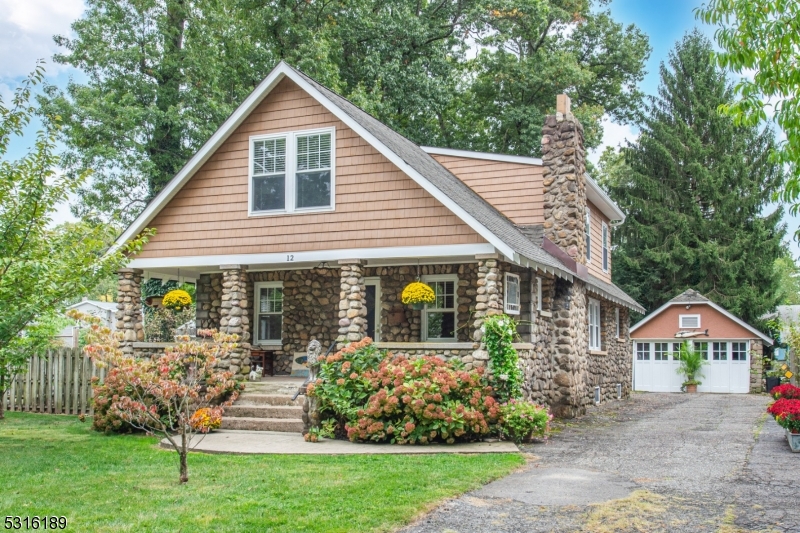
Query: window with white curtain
536 277 543 312
504 273 520 315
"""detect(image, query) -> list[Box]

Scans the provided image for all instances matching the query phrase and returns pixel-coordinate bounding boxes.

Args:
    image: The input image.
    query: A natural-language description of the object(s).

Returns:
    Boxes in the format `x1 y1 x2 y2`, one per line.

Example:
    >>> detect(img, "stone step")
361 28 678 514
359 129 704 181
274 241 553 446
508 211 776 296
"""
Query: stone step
220 416 304 433
225 404 304 419
234 393 304 406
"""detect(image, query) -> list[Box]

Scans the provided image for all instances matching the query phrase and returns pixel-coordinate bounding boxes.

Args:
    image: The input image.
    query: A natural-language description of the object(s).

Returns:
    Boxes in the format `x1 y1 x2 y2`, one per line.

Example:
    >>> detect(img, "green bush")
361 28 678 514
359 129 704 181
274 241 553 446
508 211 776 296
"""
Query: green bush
499 400 552 443
309 338 500 444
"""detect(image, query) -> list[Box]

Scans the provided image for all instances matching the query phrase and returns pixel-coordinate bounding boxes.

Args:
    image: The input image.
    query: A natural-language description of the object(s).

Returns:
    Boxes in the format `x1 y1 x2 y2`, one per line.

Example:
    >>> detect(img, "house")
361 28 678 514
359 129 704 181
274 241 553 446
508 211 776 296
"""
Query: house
56 298 118 348
630 289 772 394
111 62 643 418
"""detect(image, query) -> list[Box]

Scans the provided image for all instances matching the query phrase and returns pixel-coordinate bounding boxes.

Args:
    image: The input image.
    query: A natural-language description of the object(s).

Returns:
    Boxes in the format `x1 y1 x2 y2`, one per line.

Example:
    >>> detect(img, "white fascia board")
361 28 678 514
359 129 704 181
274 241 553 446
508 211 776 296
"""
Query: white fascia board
629 300 773 345
127 243 497 270
585 174 625 222
113 66 291 250
114 62 516 261
421 146 543 166
289 75 516 260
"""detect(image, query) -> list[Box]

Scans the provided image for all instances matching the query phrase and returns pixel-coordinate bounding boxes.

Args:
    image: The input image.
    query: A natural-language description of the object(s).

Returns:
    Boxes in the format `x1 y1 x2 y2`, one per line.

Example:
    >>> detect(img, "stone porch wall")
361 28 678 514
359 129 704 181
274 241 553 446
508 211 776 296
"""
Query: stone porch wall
750 340 764 393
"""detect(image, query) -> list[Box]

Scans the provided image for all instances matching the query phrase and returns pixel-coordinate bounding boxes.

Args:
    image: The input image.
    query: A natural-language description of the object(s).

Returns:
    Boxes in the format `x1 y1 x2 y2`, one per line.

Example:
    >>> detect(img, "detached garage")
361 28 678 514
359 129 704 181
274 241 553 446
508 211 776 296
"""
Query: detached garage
630 290 772 394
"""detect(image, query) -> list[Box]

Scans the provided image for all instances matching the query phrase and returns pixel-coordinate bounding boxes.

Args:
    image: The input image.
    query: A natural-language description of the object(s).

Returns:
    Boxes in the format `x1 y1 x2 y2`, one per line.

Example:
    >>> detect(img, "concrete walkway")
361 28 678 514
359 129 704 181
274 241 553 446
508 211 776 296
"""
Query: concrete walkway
161 429 519 455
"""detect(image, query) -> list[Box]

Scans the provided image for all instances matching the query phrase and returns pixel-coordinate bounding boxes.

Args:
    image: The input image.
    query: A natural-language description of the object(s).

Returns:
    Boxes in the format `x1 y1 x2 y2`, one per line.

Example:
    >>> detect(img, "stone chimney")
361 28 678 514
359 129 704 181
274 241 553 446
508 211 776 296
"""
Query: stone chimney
541 94 587 263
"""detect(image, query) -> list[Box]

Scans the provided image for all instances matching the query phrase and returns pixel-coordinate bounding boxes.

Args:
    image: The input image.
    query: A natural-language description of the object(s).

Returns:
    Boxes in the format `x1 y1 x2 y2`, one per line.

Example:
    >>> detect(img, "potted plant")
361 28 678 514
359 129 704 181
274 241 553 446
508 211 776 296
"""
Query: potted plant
767 398 800 452
401 281 436 310
675 342 707 393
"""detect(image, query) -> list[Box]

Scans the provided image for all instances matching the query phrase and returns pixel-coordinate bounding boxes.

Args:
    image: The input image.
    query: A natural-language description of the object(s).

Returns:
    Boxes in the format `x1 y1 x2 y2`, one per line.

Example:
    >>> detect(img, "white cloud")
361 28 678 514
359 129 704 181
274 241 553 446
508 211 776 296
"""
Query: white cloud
0 0 85 77
588 117 639 165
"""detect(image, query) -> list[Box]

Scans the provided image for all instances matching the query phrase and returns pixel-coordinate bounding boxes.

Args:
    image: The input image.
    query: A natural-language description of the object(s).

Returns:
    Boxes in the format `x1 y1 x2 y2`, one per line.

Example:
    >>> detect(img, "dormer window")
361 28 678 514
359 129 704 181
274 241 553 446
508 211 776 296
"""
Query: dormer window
249 128 335 215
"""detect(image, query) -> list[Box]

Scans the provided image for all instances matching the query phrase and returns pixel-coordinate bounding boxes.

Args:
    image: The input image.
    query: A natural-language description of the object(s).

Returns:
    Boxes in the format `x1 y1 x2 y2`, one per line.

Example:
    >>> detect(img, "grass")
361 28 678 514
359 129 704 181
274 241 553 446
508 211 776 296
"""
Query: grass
0 413 523 532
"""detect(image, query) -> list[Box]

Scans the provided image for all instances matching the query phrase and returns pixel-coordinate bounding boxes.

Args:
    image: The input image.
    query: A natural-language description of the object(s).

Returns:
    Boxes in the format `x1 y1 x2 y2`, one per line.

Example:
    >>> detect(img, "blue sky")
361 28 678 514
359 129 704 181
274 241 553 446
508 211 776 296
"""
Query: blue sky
1 0 796 256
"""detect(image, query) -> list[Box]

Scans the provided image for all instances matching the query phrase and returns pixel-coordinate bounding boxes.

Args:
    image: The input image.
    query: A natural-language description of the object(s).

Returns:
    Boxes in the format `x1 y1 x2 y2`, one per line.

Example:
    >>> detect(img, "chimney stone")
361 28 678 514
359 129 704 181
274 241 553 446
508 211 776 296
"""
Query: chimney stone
541 94 587 263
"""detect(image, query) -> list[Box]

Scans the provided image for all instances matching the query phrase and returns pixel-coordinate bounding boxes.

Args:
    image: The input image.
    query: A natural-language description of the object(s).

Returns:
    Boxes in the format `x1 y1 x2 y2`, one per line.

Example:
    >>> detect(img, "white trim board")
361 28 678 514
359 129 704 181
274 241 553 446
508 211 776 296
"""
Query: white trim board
630 300 773 345
127 244 496 270
422 146 625 223
112 62 515 261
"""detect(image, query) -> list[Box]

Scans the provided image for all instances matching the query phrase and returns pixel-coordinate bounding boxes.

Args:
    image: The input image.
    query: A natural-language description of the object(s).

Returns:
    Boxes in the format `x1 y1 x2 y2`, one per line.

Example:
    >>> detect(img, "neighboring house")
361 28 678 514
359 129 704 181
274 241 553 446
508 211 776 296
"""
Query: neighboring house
111 62 643 417
761 305 800 383
56 298 118 348
631 290 772 394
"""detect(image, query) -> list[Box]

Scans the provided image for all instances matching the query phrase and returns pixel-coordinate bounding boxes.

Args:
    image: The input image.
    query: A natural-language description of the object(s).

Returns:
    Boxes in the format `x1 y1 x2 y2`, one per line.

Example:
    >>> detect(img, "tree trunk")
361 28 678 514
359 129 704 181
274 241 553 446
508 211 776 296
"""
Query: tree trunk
0 375 6 419
178 429 188 483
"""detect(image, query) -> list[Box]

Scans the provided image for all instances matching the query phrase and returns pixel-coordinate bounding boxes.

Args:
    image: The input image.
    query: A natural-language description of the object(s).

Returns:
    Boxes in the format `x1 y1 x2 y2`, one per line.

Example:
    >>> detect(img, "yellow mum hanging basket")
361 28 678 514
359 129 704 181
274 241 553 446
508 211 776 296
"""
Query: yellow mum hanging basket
162 289 192 311
401 281 436 309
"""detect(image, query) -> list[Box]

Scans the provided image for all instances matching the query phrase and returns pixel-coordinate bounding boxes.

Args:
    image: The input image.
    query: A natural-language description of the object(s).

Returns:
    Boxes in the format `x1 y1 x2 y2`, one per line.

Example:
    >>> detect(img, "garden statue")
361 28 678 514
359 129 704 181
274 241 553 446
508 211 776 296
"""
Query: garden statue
307 339 322 382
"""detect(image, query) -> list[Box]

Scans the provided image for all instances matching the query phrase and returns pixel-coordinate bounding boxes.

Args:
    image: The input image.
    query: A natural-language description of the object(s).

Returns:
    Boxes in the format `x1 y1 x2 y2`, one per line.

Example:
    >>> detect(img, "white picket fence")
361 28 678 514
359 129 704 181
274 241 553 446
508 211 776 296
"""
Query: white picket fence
3 348 104 415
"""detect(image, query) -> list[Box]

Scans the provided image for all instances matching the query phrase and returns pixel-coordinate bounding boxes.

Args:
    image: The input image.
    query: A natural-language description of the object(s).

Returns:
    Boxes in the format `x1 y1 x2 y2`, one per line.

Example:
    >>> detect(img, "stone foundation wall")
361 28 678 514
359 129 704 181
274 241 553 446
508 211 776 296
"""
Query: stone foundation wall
195 273 223 330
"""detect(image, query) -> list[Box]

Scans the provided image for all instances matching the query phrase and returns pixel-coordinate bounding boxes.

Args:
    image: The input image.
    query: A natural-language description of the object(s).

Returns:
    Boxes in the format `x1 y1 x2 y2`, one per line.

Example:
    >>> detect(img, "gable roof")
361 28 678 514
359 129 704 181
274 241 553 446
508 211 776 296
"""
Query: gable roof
630 289 773 344
113 61 642 311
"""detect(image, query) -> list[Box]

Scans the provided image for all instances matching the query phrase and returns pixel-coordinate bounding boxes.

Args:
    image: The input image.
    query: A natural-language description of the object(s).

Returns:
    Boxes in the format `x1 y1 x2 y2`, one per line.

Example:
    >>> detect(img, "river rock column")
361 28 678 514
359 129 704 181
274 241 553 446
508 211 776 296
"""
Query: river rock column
471 256 503 368
550 278 589 418
337 259 367 349
116 268 144 355
219 265 251 377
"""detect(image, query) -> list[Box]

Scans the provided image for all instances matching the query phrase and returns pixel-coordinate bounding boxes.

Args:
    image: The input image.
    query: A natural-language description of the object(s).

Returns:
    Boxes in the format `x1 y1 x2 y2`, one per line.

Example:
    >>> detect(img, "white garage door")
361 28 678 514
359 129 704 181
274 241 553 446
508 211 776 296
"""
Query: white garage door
633 340 750 394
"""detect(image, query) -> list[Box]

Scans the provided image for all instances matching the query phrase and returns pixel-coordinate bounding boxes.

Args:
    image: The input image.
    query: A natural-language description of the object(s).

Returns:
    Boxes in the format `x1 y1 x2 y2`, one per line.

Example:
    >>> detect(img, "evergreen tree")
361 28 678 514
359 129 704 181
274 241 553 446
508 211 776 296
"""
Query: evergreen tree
604 31 786 324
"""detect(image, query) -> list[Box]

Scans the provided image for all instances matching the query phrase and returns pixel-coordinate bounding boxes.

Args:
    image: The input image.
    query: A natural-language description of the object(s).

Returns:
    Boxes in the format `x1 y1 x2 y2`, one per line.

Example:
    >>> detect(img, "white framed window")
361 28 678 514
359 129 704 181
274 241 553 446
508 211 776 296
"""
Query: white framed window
253 281 283 345
694 341 709 360
680 314 701 329
249 127 335 216
504 273 521 315
602 222 609 272
732 342 748 361
672 342 683 359
422 275 457 341
588 298 601 350
536 277 543 312
713 341 728 361
614 307 620 338
654 342 669 361
636 342 650 360
585 209 592 263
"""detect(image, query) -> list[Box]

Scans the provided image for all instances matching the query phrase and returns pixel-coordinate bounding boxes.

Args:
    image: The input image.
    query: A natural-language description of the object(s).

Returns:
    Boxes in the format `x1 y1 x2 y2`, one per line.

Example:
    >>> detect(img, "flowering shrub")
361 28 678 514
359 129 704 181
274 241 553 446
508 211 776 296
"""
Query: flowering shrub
771 383 800 400
70 310 242 483
498 400 551 443
483 315 523 403
768 398 800 433
162 289 192 310
401 282 436 305
310 338 500 444
143 306 195 342
190 407 223 431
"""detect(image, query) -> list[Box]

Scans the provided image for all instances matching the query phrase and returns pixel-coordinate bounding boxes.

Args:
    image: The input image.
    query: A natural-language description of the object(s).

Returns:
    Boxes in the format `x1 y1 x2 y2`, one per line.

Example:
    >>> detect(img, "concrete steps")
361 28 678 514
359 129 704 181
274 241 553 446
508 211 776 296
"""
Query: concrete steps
221 378 306 432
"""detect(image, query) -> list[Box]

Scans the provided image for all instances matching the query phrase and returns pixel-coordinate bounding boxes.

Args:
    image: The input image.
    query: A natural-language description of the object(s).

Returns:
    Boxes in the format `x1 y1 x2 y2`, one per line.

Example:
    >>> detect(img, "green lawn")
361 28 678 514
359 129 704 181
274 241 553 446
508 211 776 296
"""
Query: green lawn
0 413 523 532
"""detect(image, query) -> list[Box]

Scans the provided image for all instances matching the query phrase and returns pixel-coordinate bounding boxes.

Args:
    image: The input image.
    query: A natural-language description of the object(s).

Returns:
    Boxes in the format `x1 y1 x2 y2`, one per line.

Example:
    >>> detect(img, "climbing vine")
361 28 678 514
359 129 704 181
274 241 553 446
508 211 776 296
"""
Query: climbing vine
483 315 523 403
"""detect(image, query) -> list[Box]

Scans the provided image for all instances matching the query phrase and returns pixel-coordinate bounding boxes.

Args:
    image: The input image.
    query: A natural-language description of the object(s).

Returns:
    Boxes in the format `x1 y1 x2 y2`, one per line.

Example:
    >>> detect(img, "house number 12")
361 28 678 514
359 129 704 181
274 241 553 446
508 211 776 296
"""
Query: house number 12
287 255 294 261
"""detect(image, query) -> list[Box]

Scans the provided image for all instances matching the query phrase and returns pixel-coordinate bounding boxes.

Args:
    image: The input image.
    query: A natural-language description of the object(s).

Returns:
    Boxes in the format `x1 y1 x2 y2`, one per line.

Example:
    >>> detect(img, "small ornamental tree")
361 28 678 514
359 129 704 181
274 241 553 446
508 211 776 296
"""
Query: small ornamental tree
71 311 241 484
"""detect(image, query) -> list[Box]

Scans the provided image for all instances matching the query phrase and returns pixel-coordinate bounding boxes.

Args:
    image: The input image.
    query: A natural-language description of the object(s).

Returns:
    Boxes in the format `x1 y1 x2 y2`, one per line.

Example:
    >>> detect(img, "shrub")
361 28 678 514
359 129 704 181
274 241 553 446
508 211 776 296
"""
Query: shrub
162 289 193 310
190 407 223 431
310 338 500 444
499 400 552 443
767 398 800 433
483 315 523 403
771 383 800 400
143 306 195 342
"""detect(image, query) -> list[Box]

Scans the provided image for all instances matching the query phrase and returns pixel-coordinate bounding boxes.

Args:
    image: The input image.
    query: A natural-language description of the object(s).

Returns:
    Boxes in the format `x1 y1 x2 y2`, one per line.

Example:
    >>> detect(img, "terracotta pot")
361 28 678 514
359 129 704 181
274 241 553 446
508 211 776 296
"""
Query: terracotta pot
685 383 698 393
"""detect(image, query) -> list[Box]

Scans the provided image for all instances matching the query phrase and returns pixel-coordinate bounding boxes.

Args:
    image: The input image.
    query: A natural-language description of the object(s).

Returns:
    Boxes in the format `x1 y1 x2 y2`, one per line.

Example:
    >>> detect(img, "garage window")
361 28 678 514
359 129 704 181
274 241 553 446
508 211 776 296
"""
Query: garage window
694 341 709 360
654 342 669 361
672 342 683 359
713 342 728 360
636 342 650 360
732 342 748 361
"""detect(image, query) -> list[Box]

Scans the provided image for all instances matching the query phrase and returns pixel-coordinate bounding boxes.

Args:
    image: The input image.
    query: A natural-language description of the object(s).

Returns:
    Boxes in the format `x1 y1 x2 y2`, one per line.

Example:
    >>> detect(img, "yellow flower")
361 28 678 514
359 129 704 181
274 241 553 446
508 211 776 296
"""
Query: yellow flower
401 282 436 305
162 289 192 311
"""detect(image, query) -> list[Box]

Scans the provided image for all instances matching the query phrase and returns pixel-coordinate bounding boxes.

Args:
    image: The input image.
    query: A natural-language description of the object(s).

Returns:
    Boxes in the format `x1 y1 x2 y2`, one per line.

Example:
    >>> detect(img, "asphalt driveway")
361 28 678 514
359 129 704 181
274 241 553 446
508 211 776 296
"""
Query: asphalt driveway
401 393 800 533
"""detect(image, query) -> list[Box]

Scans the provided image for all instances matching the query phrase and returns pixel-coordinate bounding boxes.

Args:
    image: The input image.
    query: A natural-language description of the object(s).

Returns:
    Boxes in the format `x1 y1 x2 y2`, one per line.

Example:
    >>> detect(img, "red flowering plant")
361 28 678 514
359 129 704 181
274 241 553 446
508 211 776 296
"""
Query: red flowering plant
309 338 500 444
767 398 800 434
69 310 241 483
771 383 800 400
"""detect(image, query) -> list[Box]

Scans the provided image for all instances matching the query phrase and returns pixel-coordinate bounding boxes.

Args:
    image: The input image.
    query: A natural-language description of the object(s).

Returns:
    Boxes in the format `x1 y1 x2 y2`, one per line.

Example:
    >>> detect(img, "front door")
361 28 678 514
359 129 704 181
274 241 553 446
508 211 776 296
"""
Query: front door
364 278 381 341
